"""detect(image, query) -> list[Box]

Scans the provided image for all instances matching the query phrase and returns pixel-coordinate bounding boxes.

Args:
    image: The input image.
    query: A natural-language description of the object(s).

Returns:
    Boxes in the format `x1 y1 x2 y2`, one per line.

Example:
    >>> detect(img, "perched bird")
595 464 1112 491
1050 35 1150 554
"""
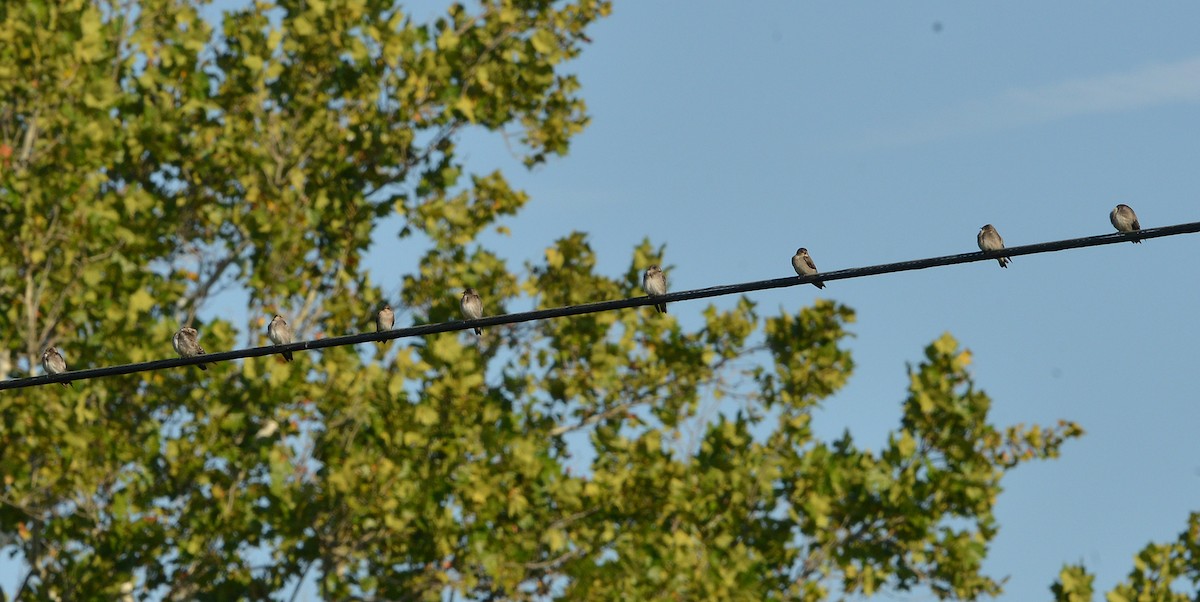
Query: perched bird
977 224 1011 268
460 288 483 335
376 304 395 332
1110 203 1142 243
642 265 668 313
41 347 71 387
267 314 293 362
791 248 826 289
173 326 208 370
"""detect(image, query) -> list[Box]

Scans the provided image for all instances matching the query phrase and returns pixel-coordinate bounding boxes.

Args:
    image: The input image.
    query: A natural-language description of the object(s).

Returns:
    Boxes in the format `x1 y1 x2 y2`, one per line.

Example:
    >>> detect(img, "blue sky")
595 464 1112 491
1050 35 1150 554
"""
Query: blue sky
7 2 1200 599
409 2 1200 599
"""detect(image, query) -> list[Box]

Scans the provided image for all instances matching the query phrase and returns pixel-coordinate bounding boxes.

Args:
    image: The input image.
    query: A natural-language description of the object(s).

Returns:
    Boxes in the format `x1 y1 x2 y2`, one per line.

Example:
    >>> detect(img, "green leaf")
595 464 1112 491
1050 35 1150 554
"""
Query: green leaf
292 16 314 36
128 288 155 316
530 30 557 54
414 403 439 426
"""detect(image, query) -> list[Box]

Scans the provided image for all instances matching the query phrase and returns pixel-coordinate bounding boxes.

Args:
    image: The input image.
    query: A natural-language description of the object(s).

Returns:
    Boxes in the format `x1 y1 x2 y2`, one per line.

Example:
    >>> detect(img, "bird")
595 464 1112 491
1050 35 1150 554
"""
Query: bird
1110 204 1142 243
267 314 293 362
642 265 668 313
376 305 394 332
460 288 483 335
173 326 208 370
977 224 1011 268
41 347 71 387
791 248 825 289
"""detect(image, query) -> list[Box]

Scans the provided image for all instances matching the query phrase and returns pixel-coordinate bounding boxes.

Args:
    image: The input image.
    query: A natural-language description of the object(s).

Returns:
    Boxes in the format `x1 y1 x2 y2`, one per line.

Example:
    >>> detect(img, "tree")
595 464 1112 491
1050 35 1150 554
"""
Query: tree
0 0 1104 600
1052 513 1200 602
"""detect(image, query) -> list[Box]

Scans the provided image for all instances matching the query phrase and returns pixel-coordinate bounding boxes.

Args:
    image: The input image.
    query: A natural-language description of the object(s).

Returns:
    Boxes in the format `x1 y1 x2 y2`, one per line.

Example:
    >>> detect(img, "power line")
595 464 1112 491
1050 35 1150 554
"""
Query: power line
4 222 1197 391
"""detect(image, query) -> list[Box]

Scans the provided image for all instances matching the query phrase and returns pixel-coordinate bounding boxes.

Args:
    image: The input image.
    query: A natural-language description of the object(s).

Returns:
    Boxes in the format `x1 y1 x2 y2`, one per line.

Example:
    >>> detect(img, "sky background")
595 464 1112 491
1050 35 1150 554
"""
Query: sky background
397 2 1200 599
7 2 1200 600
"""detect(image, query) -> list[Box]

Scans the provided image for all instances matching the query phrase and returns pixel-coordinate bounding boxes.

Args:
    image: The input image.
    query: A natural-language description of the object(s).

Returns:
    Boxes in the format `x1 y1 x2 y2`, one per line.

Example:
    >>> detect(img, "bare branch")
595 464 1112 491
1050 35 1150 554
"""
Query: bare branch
12 566 34 602
23 252 39 365
292 275 325 336
549 399 637 437
523 545 588 572
18 110 39 168
180 238 251 325
288 560 314 602
548 507 599 531
363 121 462 201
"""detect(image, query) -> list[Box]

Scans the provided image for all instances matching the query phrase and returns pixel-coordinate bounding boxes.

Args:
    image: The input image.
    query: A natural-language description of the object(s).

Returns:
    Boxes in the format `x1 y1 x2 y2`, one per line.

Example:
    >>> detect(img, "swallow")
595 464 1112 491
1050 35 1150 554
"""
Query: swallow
460 288 483 335
642 265 668 313
173 326 208 370
791 248 825 289
267 314 293 362
977 224 1011 268
41 347 71 387
1110 204 1142 243
377 304 395 332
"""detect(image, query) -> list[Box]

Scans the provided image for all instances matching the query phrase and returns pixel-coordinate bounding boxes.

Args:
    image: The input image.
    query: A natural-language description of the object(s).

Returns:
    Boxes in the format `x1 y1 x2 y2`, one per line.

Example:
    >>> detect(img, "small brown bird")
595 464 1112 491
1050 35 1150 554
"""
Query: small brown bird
977 224 1011 268
460 288 483 335
791 248 825 289
642 265 668 313
173 326 208 370
267 314 293 362
41 347 71 387
1110 204 1142 243
377 304 395 332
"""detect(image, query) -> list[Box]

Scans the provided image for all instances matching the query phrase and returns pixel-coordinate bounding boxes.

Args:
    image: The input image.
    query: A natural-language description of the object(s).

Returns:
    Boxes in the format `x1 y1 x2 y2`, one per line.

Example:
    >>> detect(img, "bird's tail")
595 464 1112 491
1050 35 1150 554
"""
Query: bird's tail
998 257 1010 268
283 351 293 362
814 281 826 289
655 303 667 314
474 327 482 336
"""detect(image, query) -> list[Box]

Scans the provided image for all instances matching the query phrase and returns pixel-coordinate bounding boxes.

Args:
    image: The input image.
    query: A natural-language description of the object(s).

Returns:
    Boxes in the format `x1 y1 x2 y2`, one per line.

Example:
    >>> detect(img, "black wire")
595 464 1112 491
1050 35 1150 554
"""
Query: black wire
4 222 1196 391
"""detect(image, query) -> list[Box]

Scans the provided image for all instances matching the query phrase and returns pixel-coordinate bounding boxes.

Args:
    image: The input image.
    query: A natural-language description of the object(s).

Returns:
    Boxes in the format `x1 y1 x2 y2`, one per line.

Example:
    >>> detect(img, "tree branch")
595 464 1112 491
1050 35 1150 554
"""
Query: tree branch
547 507 599 531
523 545 587 571
12 566 34 602
23 248 39 366
179 238 250 325
288 560 314 602
293 271 325 336
18 110 39 168
549 400 637 437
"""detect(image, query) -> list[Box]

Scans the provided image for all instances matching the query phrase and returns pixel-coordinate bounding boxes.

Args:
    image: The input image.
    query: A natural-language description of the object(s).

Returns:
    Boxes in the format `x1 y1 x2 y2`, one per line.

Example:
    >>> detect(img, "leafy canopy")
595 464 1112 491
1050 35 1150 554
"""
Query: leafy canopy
2 1 1172 601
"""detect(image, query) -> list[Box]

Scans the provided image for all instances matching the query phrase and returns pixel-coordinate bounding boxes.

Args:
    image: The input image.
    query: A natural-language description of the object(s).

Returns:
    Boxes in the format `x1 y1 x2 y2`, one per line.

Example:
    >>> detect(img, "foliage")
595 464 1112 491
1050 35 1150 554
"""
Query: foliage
0 0 1118 600
1053 513 1200 602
